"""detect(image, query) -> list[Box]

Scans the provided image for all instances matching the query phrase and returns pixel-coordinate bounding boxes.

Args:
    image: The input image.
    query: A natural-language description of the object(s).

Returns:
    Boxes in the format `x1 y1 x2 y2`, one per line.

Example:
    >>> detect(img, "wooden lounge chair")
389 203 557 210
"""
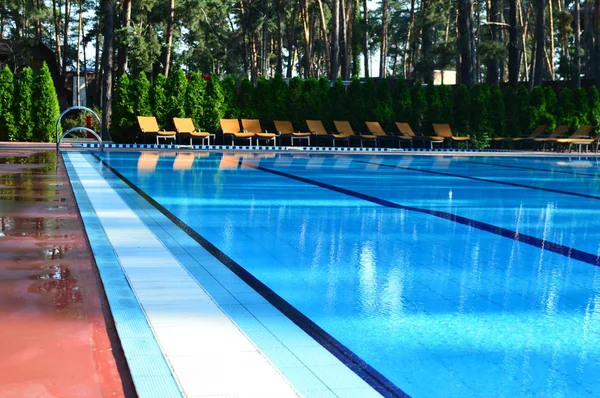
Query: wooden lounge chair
333 121 378 147
173 118 211 146
555 125 596 152
502 124 548 149
530 124 570 150
241 119 277 146
273 120 311 146
432 123 471 148
137 116 176 144
395 122 445 148
219 118 254 145
365 121 413 148
306 120 351 147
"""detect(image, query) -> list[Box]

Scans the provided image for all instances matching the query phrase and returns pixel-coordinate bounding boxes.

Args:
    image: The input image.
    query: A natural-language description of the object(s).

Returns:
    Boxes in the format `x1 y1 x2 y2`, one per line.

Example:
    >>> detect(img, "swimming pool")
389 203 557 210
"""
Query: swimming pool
91 151 600 397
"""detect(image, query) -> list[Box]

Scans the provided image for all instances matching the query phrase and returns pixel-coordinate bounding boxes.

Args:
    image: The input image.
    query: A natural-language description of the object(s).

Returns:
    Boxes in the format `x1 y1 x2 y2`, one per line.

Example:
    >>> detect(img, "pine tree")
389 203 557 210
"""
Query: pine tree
410 82 427 132
131 72 152 117
111 74 134 143
393 79 412 123
0 65 16 141
32 63 60 142
151 74 168 127
221 75 240 119
201 75 225 133
185 72 206 129
165 69 187 128
14 67 33 141
453 84 470 136
489 84 505 139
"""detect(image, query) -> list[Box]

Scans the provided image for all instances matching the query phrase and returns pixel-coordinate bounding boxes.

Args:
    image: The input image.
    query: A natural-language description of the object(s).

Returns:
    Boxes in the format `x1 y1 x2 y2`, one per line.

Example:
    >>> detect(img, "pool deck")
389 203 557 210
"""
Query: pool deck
0 149 133 397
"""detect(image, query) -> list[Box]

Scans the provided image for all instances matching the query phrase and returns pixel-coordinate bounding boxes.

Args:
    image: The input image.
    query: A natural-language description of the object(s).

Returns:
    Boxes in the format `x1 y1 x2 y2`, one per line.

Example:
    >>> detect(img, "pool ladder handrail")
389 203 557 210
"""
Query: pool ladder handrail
56 106 103 152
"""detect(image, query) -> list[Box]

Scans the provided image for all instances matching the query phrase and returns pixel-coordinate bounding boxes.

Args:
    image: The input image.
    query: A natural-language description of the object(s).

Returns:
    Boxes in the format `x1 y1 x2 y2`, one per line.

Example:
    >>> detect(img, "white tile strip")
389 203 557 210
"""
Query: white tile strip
66 152 298 398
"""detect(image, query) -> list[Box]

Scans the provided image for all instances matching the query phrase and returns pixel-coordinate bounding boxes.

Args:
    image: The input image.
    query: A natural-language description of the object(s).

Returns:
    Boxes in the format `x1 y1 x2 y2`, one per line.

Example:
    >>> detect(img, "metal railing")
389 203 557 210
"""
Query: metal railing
56 106 103 151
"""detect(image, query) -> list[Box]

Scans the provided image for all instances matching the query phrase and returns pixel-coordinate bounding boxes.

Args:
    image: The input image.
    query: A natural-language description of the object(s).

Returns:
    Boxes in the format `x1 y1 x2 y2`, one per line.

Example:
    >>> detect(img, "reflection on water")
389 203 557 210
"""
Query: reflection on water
28 264 83 309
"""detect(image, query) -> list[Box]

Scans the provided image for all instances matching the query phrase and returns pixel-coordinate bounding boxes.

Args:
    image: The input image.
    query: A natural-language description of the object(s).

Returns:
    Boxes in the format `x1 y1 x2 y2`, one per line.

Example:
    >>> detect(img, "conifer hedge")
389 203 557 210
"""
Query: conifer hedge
0 66 16 141
14 67 33 141
32 63 60 142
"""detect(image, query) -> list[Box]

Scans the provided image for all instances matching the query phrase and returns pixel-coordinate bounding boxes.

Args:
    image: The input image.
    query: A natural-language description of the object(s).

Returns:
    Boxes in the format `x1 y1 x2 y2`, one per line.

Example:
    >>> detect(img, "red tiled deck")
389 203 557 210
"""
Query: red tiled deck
0 150 134 397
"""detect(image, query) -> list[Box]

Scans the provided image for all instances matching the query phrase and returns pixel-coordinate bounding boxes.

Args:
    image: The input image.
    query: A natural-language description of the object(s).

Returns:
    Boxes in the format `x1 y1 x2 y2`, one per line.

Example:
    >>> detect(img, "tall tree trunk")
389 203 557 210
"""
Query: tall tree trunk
330 0 340 78
101 0 116 141
62 0 69 78
380 0 388 77
362 0 369 77
518 0 529 81
275 0 284 75
52 0 62 72
548 0 554 79
575 0 581 87
533 0 545 85
117 0 132 76
35 0 42 40
316 0 330 71
404 0 416 77
164 0 175 77
287 0 299 78
458 0 474 87
340 0 349 79
76 0 82 106
585 0 593 77
421 0 433 82
95 30 101 103
300 0 311 77
594 0 600 85
487 0 499 84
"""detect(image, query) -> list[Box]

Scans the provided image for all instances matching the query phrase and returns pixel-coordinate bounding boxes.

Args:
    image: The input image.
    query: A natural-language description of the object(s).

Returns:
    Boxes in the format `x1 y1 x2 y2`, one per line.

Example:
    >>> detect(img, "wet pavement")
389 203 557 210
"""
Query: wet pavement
0 150 134 397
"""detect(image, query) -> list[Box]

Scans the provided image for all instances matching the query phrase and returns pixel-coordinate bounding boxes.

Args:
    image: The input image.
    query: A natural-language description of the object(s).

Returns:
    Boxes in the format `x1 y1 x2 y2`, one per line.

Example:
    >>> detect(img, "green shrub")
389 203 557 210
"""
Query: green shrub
131 72 152 117
111 74 134 142
424 82 441 134
201 74 225 132
410 82 427 132
237 77 256 118
557 87 577 128
373 79 394 129
0 65 16 141
329 77 346 125
14 67 33 141
393 79 412 122
302 77 320 120
589 86 600 126
165 69 187 128
184 72 206 129
453 84 470 136
346 77 365 127
221 75 240 118
544 86 557 115
150 74 168 127
362 78 377 122
503 86 519 137
516 85 530 135
470 83 492 148
529 86 555 132
254 76 271 127
317 77 331 123
32 62 60 142
438 85 454 127
489 84 504 138
270 74 288 121
288 77 304 126
574 88 590 127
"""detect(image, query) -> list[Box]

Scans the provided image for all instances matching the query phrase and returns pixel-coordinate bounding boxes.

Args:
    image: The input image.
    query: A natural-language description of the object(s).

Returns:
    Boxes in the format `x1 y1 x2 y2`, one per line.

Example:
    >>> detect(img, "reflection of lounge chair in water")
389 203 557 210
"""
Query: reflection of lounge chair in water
137 152 160 172
173 153 195 170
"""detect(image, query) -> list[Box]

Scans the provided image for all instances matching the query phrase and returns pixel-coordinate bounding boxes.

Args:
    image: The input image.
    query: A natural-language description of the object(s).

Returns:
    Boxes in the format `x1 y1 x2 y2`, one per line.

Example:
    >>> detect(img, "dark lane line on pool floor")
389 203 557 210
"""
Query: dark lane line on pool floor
460 159 600 178
91 153 409 398
355 160 600 201
246 162 600 267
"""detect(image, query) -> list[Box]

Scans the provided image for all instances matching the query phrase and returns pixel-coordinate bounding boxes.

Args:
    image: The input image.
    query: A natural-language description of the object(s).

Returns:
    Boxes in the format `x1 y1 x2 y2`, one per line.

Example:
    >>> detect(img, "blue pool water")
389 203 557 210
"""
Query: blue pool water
97 151 600 397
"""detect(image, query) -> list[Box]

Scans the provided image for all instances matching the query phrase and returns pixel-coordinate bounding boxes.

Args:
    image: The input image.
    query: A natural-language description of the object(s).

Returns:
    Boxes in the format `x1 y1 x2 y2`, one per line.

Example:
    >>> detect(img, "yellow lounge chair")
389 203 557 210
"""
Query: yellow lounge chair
173 118 212 146
555 125 596 152
365 121 413 148
333 121 378 148
432 123 471 148
530 124 570 150
241 119 277 146
273 120 312 146
501 124 548 149
219 119 254 145
137 116 176 144
306 120 351 147
395 122 445 149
